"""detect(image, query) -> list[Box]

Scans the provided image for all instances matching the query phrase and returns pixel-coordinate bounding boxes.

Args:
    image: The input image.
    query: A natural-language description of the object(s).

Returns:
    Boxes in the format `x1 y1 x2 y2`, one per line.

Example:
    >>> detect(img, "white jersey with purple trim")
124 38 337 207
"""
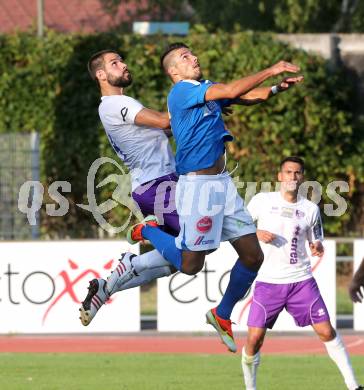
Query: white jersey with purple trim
99 95 176 191
247 191 324 284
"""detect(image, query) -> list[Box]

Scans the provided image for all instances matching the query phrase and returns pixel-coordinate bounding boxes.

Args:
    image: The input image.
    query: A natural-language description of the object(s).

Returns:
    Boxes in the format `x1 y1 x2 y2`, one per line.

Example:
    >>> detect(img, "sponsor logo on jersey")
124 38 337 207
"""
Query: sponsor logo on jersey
290 225 301 264
194 236 215 246
317 308 326 317
270 206 280 214
196 217 212 233
203 100 220 117
296 209 305 218
120 107 128 122
294 225 301 236
281 207 294 218
206 100 219 112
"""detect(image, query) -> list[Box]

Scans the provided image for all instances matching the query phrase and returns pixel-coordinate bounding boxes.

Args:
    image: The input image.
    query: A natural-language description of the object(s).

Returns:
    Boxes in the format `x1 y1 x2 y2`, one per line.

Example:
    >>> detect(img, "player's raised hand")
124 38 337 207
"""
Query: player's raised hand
256 230 276 243
349 279 364 303
277 76 304 92
309 241 324 257
270 61 300 76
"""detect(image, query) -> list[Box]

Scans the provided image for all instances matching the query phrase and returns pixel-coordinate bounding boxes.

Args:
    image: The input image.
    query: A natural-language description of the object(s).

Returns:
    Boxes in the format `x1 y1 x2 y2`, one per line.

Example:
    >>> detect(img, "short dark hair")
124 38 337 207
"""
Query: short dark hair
160 42 189 70
87 49 119 81
279 156 305 172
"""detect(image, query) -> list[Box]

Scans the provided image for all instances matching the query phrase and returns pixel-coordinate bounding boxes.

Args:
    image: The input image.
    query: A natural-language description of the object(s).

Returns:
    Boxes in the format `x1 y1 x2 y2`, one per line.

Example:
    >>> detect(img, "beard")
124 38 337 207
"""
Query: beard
107 70 133 88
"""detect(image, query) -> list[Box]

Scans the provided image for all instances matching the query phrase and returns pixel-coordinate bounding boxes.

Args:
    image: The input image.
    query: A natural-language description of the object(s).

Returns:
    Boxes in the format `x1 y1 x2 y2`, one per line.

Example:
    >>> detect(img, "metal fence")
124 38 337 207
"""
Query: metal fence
0 132 40 240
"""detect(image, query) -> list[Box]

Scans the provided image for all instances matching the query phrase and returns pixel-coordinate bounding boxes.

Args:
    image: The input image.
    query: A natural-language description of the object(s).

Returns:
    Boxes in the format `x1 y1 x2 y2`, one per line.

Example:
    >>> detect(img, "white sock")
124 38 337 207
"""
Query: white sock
109 266 172 295
242 347 260 390
131 249 171 274
324 334 359 390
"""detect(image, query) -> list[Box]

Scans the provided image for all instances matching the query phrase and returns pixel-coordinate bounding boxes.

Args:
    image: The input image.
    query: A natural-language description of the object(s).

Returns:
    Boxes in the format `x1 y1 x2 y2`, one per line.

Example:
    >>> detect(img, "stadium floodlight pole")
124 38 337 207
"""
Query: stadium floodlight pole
37 0 44 38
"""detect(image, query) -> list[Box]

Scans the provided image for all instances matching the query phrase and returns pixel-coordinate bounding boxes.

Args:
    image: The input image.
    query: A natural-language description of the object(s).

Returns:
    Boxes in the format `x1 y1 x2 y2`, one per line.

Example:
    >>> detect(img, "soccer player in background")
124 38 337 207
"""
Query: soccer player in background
242 156 362 390
349 258 364 303
127 42 303 352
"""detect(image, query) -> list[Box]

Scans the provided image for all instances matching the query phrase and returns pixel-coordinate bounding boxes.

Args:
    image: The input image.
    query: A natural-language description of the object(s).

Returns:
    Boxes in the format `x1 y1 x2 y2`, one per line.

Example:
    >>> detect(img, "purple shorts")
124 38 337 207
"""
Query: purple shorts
247 277 330 329
132 173 180 236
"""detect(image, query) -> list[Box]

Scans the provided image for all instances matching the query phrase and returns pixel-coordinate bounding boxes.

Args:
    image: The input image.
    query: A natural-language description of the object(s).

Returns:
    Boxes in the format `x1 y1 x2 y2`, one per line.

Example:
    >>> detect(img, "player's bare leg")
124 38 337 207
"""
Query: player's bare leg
232 233 264 272
180 250 206 275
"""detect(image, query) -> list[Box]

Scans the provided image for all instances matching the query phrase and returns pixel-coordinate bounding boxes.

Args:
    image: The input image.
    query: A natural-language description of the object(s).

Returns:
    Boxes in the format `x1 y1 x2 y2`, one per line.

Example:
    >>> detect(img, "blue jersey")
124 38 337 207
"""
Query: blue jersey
167 79 233 175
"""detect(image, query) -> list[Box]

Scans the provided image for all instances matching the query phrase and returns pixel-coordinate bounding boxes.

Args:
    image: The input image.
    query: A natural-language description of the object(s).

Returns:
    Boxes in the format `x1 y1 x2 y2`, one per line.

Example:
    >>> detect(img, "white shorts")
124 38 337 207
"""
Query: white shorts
175 172 256 251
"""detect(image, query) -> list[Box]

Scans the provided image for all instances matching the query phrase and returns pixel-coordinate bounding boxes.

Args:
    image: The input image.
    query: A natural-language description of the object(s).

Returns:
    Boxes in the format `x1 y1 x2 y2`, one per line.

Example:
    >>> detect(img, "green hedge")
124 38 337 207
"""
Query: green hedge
0 28 362 237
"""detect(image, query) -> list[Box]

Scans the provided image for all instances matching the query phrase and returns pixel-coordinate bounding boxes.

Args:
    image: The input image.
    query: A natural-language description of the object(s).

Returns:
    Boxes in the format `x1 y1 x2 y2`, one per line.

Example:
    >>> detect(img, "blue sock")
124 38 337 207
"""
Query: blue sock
216 260 257 320
142 225 183 271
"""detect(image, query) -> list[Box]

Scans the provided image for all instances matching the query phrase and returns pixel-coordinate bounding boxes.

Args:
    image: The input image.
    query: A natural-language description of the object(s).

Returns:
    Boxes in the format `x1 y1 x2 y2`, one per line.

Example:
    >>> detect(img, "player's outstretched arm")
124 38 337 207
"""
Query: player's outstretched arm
237 76 304 106
135 108 170 131
205 61 300 102
349 258 364 303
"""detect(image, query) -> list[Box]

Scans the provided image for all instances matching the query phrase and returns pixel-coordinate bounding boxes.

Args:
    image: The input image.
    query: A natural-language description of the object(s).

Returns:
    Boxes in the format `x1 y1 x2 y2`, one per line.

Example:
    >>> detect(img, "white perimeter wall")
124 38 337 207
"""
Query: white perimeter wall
0 240 140 333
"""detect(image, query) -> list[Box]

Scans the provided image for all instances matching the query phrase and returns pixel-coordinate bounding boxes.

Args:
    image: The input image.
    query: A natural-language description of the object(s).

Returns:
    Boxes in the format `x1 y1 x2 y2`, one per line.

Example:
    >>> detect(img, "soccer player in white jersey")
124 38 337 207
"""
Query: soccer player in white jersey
79 49 181 326
242 156 362 390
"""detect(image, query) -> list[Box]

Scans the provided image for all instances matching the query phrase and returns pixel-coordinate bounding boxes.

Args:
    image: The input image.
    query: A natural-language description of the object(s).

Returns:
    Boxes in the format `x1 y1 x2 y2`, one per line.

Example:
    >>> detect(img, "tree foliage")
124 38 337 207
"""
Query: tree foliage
0 29 362 237
191 0 364 32
272 0 364 33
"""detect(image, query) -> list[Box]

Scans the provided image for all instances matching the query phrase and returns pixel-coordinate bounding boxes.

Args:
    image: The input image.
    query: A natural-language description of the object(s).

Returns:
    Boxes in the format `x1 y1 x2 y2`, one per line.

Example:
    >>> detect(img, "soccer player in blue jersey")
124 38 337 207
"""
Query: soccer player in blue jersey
127 42 304 351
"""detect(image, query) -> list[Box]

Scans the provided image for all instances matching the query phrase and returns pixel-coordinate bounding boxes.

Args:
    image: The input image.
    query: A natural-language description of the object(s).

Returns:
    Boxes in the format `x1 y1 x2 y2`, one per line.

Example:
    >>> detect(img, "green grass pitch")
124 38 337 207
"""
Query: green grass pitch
0 353 363 389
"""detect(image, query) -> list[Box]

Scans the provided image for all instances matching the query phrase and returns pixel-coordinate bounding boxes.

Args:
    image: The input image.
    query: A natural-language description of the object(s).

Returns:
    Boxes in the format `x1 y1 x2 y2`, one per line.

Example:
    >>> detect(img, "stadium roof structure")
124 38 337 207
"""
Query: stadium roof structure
0 0 147 34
